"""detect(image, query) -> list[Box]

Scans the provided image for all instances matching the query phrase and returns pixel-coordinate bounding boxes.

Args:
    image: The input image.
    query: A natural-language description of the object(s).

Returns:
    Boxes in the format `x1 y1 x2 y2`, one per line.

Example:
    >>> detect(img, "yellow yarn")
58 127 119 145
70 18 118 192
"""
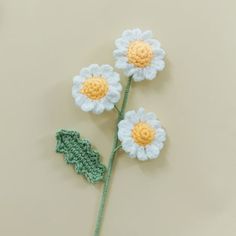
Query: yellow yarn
80 77 108 100
132 122 155 146
127 41 153 68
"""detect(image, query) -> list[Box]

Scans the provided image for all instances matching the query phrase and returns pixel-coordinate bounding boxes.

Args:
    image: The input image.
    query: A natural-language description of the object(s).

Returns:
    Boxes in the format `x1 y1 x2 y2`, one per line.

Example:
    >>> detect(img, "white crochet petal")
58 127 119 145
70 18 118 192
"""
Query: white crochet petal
156 128 167 142
149 119 161 129
141 30 153 40
141 112 157 122
136 108 145 120
132 70 145 82
153 48 166 58
153 139 164 150
137 147 148 161
109 83 122 93
143 67 157 80
118 120 133 132
110 89 121 101
122 29 136 41
145 38 161 48
103 99 114 111
75 94 86 106
115 38 129 49
124 110 139 124
146 144 160 159
115 59 128 69
107 76 120 85
122 138 136 153
132 28 142 40
107 90 120 103
81 100 95 112
101 64 113 73
124 65 137 77
158 60 165 71
113 48 127 57
88 64 102 76
93 102 105 114
152 59 165 71
128 148 138 158
72 86 79 98
80 68 91 77
73 75 85 85
118 125 132 141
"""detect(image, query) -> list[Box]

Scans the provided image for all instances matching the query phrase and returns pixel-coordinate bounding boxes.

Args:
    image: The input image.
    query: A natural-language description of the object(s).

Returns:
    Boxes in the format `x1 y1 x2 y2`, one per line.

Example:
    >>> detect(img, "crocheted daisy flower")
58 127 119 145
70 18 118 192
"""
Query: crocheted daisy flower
114 28 165 82
72 64 122 114
118 108 166 161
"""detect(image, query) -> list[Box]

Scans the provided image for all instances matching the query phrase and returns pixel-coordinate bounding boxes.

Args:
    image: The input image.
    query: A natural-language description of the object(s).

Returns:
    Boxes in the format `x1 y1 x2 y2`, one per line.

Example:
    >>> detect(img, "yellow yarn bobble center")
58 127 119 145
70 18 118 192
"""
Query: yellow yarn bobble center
80 77 108 100
132 122 155 146
127 41 153 68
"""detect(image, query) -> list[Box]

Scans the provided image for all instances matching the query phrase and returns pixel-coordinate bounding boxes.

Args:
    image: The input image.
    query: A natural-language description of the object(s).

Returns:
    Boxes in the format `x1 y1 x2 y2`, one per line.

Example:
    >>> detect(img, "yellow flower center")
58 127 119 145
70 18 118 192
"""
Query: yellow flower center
80 76 108 100
132 122 155 146
127 41 153 68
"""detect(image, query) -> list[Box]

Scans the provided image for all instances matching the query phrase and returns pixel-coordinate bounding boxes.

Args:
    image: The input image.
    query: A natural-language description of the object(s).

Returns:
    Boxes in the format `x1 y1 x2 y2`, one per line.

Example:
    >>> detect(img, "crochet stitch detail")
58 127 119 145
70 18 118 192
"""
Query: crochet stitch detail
132 122 155 146
80 76 109 100
127 41 153 68
56 129 106 184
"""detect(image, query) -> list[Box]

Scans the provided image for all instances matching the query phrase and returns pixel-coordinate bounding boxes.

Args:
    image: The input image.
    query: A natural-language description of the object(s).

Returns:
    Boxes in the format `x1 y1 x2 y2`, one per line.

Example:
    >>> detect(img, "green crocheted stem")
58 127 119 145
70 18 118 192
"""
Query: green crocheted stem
56 129 106 184
93 76 132 236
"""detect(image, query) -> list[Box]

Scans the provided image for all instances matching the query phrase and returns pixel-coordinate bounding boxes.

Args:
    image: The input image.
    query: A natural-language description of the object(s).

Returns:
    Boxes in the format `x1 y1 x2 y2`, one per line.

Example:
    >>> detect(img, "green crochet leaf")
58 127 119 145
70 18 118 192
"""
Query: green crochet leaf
56 129 106 184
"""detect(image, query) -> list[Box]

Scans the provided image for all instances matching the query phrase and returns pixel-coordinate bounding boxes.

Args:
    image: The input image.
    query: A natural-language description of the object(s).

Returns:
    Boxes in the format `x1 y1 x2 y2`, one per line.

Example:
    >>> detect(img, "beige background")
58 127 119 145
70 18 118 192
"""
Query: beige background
1 0 236 235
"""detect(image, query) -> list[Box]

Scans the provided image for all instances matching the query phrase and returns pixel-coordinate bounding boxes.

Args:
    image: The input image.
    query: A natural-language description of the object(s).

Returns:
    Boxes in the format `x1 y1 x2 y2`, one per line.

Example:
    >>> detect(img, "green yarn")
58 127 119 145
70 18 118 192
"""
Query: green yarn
56 129 106 184
93 76 132 236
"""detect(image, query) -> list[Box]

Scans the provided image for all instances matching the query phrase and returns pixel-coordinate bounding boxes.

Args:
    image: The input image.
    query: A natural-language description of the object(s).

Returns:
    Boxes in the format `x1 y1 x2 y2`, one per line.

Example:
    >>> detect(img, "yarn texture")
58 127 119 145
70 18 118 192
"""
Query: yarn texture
127 41 153 68
132 122 156 146
56 129 106 184
80 76 108 100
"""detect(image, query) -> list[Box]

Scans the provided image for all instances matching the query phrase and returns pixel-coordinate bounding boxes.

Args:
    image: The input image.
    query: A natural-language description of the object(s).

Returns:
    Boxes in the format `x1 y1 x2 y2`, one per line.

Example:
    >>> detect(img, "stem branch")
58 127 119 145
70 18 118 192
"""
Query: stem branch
114 105 121 115
113 144 122 153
